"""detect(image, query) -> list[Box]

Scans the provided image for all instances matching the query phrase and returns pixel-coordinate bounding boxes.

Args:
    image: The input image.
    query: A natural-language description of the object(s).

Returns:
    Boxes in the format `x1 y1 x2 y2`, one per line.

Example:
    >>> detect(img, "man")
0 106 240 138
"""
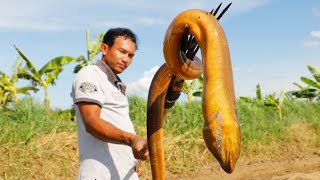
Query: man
72 28 149 179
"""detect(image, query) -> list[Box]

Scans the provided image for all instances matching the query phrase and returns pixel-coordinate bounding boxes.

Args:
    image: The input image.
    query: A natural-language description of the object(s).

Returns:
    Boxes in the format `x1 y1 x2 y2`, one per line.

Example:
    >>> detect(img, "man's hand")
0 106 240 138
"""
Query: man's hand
131 135 149 160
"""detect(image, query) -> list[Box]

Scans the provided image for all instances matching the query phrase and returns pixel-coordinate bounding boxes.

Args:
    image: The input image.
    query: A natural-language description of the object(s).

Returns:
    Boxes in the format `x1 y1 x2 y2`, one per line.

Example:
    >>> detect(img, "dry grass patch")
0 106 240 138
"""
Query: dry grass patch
0 130 78 179
241 122 320 162
139 131 220 179
1 122 319 179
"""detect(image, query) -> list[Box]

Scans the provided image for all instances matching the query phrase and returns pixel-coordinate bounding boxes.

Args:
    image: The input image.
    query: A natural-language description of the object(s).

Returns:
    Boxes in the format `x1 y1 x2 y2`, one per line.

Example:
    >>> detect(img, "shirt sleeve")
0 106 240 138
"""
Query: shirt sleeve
72 66 104 107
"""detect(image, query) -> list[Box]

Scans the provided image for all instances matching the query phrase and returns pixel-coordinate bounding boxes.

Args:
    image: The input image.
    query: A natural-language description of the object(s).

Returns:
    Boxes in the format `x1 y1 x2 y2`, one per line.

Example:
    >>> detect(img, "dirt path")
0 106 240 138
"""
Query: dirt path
170 151 320 180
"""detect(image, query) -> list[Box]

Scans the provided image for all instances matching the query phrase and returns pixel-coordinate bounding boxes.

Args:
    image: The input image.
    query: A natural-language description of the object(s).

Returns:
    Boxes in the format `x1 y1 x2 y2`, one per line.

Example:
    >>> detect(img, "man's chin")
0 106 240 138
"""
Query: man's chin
114 69 124 74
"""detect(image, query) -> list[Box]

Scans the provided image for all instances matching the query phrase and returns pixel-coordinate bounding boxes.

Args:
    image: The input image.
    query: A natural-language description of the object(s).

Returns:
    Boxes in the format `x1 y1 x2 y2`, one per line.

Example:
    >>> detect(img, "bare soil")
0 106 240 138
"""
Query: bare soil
169 150 320 180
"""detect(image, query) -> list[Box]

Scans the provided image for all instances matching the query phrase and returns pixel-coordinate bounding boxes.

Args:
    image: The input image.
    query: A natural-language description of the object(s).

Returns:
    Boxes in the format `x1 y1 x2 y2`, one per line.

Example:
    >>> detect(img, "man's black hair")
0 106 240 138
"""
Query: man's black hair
102 28 138 50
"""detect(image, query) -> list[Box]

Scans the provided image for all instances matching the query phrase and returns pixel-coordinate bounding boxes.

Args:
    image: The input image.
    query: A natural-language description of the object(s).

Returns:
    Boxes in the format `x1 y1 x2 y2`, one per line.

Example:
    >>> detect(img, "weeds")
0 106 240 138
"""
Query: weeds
0 97 76 146
0 96 319 179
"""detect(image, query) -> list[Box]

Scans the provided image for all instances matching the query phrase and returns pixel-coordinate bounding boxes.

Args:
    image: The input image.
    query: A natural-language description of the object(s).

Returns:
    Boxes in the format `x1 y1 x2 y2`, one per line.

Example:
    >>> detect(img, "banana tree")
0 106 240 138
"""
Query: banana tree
73 29 105 73
180 75 204 105
264 90 285 120
239 84 263 103
0 72 15 107
239 84 287 119
182 79 196 104
289 65 320 103
14 45 76 111
0 58 38 108
192 76 204 97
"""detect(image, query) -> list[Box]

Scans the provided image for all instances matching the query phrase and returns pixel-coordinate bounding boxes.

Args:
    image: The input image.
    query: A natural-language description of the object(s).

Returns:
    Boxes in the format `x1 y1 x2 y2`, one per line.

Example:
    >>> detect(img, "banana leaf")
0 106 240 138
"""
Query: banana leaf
38 56 76 75
256 84 262 100
17 71 41 84
14 45 39 76
308 65 320 83
300 77 320 89
16 86 39 94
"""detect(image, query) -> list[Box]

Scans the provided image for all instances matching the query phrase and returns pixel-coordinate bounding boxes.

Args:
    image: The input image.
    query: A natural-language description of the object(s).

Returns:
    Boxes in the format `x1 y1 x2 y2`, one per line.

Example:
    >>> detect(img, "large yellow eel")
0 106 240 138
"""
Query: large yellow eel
147 9 241 179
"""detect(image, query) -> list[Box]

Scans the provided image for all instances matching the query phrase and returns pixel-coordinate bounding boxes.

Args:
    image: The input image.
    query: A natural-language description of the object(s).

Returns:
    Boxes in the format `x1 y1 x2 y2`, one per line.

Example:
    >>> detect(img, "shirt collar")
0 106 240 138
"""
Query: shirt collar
96 59 127 95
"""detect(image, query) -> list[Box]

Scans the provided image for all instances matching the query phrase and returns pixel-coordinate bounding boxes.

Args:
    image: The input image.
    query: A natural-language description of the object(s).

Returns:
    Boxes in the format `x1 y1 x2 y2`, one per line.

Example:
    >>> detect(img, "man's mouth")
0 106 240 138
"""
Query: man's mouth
118 64 126 69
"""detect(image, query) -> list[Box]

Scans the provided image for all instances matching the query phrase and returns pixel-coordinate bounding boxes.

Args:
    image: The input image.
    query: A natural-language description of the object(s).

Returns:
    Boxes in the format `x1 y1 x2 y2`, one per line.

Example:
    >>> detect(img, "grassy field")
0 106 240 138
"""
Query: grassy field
0 96 319 179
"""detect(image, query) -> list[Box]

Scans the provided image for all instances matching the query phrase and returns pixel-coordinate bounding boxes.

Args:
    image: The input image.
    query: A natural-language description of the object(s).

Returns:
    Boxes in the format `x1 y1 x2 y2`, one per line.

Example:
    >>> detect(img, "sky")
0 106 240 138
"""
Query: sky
0 0 319 109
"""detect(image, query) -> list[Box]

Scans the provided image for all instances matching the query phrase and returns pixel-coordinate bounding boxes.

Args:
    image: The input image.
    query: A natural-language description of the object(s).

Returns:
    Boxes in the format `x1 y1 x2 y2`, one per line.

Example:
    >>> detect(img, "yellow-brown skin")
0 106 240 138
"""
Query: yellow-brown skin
147 9 241 179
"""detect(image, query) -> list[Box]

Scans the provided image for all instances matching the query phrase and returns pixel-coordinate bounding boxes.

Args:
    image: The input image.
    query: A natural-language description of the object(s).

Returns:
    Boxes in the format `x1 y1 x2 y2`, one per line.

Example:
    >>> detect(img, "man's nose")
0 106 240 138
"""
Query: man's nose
122 55 130 64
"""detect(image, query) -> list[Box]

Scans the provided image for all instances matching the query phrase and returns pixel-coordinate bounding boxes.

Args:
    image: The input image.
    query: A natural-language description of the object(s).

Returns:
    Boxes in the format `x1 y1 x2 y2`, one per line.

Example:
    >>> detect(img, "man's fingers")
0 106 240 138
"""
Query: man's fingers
142 143 148 152
141 150 148 157
141 143 149 159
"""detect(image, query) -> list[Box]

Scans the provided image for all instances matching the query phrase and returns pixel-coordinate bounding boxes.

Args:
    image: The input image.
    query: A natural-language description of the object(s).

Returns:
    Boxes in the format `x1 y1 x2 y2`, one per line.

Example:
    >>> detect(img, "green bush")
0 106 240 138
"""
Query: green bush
1 95 318 153
128 96 320 149
0 97 76 146
7 97 49 123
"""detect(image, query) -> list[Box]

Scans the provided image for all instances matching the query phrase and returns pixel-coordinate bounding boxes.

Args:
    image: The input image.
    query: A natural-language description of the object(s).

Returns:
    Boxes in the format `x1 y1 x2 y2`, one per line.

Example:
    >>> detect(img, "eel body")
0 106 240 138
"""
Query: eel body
147 9 241 179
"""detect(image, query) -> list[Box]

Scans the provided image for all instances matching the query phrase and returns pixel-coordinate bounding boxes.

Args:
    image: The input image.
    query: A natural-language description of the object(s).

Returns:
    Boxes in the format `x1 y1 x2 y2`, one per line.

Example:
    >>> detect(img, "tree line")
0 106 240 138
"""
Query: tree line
1 30 319 113
0 30 104 111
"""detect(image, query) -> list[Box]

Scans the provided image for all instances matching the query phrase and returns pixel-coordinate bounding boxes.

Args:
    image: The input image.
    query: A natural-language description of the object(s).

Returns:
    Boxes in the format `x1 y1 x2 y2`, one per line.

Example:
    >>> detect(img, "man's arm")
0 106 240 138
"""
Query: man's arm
77 101 149 160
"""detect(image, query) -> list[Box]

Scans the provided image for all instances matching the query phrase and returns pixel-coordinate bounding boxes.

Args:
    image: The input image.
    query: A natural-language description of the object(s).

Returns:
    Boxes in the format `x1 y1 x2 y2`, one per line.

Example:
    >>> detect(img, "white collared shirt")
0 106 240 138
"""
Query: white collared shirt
72 65 139 180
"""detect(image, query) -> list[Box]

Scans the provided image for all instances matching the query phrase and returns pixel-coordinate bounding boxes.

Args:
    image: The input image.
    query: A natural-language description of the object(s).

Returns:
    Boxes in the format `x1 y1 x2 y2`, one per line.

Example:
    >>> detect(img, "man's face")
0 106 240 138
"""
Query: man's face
102 36 136 74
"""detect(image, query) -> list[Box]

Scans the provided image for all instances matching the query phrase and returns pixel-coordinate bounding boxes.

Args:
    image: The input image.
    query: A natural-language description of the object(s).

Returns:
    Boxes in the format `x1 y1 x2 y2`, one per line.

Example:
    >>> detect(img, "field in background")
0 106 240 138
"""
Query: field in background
0 96 319 179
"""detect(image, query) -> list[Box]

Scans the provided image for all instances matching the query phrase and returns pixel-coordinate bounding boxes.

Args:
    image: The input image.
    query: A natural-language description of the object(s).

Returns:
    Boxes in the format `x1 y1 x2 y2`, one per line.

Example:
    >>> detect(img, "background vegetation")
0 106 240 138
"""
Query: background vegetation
0 96 319 179
0 31 319 179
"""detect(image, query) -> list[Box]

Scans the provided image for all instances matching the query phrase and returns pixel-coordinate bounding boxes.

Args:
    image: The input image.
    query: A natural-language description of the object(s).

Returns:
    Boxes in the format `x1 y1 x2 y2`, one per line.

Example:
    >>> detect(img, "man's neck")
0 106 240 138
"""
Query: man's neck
95 60 126 94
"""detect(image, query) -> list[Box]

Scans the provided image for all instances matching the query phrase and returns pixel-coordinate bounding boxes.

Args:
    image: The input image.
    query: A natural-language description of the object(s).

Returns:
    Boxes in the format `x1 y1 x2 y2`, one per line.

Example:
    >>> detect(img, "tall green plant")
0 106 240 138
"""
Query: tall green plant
264 90 285 120
0 58 38 108
239 84 286 119
239 84 263 103
192 76 203 97
73 29 105 73
182 80 196 104
182 76 204 104
14 45 75 111
289 65 320 103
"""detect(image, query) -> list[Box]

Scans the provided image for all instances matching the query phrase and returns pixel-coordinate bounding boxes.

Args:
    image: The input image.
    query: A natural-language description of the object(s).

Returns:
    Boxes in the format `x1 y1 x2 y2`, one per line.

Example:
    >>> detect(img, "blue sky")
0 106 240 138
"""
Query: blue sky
1 0 319 109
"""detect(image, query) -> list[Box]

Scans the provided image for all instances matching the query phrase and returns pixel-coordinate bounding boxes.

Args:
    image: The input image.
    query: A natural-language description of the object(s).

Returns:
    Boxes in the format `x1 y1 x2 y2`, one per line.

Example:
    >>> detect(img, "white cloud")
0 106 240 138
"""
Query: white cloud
0 16 73 31
127 66 160 99
0 0 270 32
311 31 320 38
303 41 320 48
302 30 320 49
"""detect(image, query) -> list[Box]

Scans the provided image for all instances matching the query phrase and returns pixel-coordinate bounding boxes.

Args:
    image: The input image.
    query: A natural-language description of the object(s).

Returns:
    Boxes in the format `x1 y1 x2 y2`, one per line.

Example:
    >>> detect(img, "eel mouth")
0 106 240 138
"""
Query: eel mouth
220 147 234 174
202 112 239 174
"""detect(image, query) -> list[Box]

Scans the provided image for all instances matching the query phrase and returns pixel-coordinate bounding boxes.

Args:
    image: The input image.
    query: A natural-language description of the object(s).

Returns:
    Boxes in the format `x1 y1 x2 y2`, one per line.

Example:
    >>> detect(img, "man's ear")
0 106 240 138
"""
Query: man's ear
101 43 108 55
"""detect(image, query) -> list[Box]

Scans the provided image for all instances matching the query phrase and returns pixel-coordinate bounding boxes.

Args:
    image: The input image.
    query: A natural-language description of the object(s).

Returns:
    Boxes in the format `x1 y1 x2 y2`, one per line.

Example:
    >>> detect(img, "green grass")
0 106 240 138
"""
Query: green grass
128 96 320 173
0 96 319 178
130 96 320 147
282 100 320 133
237 100 285 146
0 97 76 146
1 96 319 153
